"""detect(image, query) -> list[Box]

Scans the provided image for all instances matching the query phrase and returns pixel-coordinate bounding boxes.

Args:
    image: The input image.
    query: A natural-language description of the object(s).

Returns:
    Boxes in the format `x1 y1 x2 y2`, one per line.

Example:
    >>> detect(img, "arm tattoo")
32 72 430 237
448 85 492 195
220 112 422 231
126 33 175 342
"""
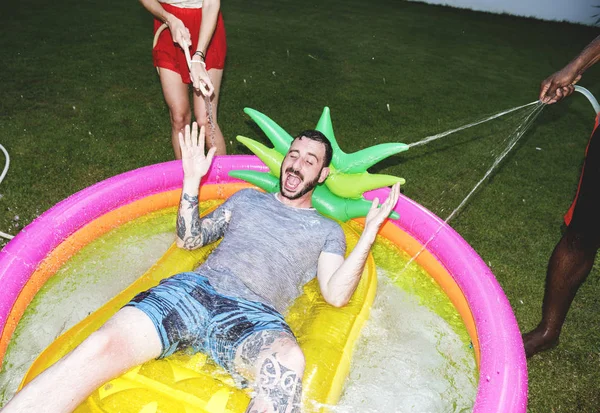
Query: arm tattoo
183 234 206 250
182 215 229 249
180 194 199 232
246 354 302 413
190 203 201 236
182 193 199 207
177 192 231 249
177 214 186 240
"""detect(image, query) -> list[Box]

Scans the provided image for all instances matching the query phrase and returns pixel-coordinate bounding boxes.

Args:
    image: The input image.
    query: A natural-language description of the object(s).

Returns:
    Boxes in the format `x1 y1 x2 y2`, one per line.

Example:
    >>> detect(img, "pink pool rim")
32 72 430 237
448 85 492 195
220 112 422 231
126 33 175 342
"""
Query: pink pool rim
0 155 527 412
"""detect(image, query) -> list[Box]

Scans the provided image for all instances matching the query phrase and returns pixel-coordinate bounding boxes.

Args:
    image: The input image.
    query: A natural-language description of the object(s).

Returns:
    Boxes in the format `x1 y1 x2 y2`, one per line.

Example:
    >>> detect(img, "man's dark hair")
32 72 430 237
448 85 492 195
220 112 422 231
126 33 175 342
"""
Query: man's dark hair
293 130 333 167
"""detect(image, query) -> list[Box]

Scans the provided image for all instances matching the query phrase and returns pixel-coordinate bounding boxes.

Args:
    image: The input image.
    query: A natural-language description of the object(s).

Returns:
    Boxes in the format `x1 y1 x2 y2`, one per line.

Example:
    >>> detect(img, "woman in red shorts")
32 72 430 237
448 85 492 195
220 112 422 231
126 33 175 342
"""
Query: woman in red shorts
140 0 227 158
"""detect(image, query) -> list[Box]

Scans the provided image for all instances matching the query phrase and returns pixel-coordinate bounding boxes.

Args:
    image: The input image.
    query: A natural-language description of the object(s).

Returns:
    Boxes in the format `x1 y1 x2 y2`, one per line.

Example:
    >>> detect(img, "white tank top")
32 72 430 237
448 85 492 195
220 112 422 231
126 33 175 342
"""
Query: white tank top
159 0 203 9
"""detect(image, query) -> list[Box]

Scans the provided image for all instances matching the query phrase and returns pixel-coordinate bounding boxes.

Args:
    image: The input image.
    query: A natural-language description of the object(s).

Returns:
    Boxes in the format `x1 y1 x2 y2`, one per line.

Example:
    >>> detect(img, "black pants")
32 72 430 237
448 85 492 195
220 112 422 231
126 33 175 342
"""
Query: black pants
568 124 600 249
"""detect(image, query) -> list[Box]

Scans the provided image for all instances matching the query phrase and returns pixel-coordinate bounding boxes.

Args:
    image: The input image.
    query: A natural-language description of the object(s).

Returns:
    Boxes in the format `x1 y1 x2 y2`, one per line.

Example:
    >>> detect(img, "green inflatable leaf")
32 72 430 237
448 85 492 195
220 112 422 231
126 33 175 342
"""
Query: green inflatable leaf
315 106 409 173
313 185 400 222
326 168 406 199
228 170 279 193
243 108 293 155
230 107 406 222
236 136 284 177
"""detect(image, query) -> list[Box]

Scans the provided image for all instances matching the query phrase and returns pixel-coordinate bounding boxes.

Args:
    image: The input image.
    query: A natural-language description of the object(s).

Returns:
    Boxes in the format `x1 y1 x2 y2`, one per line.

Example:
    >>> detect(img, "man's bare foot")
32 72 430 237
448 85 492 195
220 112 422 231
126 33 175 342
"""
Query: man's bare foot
522 326 560 358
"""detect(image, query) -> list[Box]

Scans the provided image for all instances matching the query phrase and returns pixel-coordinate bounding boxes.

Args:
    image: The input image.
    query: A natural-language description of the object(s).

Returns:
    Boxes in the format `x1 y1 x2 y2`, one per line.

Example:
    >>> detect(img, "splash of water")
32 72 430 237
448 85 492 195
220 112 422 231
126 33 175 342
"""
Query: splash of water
0 209 179 405
396 101 546 276
408 101 539 149
333 101 539 176
204 94 217 148
308 270 476 413
203 94 225 198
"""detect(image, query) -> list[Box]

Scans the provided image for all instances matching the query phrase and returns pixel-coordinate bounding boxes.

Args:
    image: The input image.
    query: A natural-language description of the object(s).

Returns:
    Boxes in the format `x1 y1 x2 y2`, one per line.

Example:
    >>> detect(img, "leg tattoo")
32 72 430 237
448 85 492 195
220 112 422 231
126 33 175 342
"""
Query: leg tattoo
246 354 302 413
238 331 303 413
239 330 282 368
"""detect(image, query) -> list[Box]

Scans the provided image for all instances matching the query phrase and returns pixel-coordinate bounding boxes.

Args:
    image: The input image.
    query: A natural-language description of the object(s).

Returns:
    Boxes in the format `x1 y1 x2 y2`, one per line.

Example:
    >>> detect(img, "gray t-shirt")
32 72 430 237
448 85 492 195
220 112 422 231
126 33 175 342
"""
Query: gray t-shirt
195 188 346 314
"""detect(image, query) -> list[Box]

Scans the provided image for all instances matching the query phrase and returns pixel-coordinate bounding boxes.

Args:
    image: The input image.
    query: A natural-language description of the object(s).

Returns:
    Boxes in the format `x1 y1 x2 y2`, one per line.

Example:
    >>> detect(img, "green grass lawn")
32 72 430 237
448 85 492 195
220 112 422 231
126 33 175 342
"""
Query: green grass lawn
1 0 599 411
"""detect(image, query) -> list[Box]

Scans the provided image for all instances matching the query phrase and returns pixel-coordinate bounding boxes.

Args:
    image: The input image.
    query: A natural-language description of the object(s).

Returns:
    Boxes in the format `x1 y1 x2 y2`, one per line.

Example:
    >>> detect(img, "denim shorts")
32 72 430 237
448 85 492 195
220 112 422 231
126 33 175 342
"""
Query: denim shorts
125 272 293 375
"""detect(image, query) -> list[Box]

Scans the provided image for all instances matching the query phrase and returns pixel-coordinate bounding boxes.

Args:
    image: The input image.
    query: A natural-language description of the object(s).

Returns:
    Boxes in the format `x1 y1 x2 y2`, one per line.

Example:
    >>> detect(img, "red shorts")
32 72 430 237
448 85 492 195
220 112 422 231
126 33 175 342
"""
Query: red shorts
152 4 227 84
564 114 600 227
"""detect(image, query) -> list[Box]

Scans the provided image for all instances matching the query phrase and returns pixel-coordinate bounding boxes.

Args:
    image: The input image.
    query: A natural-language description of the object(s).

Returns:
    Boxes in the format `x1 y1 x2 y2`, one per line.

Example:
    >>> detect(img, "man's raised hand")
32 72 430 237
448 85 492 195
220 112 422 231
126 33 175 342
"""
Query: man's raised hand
364 182 401 239
178 122 217 181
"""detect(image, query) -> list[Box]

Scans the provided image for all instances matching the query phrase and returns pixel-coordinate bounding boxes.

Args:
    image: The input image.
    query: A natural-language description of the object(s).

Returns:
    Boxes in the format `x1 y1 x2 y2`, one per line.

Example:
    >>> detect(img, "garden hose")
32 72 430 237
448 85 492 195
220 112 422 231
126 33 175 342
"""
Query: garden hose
153 23 193 72
574 85 600 114
0 143 14 240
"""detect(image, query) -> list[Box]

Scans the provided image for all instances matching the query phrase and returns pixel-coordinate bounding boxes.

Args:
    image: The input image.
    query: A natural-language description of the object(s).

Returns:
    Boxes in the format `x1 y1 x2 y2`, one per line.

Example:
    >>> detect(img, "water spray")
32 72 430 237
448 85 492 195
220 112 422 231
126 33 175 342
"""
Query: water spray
408 101 539 149
396 85 600 276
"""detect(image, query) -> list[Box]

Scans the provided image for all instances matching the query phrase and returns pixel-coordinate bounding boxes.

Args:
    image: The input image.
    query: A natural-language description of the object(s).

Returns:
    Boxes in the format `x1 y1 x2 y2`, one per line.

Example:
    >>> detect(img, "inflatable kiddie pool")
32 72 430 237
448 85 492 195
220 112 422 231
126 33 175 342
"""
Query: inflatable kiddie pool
0 110 527 412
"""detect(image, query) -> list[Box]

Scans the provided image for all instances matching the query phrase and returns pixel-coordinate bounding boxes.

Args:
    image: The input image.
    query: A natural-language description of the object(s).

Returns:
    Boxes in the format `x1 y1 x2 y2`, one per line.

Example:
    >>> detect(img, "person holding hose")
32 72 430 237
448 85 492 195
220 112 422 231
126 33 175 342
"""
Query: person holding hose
523 36 600 357
140 0 227 158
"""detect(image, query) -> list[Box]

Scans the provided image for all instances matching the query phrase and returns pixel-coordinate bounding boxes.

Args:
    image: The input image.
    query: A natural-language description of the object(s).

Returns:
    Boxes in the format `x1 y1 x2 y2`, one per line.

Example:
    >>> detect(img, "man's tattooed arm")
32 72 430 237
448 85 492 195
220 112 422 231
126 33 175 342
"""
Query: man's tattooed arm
176 192 230 250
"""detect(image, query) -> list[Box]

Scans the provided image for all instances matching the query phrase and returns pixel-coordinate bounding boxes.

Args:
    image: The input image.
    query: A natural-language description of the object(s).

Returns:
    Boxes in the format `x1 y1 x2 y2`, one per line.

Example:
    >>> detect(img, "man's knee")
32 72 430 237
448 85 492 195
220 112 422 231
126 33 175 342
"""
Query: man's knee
250 342 304 411
275 343 305 375
258 339 305 379
235 330 305 381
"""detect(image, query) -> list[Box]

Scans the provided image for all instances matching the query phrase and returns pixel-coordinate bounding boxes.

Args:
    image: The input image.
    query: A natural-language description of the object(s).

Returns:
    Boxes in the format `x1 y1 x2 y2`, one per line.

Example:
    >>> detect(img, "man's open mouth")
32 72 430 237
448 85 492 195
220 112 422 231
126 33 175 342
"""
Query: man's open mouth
284 173 302 191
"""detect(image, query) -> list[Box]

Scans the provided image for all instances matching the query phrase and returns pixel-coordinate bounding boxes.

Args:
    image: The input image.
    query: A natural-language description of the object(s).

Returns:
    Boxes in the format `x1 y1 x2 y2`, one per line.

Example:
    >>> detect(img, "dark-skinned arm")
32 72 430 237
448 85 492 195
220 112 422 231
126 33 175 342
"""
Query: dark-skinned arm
540 35 600 104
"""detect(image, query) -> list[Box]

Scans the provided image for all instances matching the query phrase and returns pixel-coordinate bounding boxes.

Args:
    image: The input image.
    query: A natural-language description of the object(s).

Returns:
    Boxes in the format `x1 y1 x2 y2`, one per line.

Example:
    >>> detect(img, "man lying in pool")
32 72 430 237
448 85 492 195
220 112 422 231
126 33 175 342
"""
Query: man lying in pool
2 122 400 413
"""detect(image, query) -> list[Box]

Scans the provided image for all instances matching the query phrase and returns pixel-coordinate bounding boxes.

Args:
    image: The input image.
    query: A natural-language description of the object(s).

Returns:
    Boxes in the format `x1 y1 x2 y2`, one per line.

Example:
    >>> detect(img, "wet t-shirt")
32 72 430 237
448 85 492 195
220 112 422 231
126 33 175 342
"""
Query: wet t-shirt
194 188 346 314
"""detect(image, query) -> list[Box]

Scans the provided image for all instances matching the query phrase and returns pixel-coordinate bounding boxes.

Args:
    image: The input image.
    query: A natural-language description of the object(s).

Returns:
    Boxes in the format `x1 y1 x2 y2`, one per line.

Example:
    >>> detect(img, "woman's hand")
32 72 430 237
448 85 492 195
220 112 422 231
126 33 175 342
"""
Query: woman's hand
190 59 215 96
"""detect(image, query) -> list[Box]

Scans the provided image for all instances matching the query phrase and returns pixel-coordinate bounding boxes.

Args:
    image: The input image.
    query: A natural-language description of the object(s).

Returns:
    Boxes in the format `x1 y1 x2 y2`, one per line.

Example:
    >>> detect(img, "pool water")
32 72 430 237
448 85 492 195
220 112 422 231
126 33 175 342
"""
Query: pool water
0 208 477 411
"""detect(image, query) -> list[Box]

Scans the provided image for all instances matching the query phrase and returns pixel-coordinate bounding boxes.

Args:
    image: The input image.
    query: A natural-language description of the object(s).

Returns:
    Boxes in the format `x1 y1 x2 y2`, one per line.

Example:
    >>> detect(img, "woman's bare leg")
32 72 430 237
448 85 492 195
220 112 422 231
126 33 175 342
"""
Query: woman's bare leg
159 68 193 160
